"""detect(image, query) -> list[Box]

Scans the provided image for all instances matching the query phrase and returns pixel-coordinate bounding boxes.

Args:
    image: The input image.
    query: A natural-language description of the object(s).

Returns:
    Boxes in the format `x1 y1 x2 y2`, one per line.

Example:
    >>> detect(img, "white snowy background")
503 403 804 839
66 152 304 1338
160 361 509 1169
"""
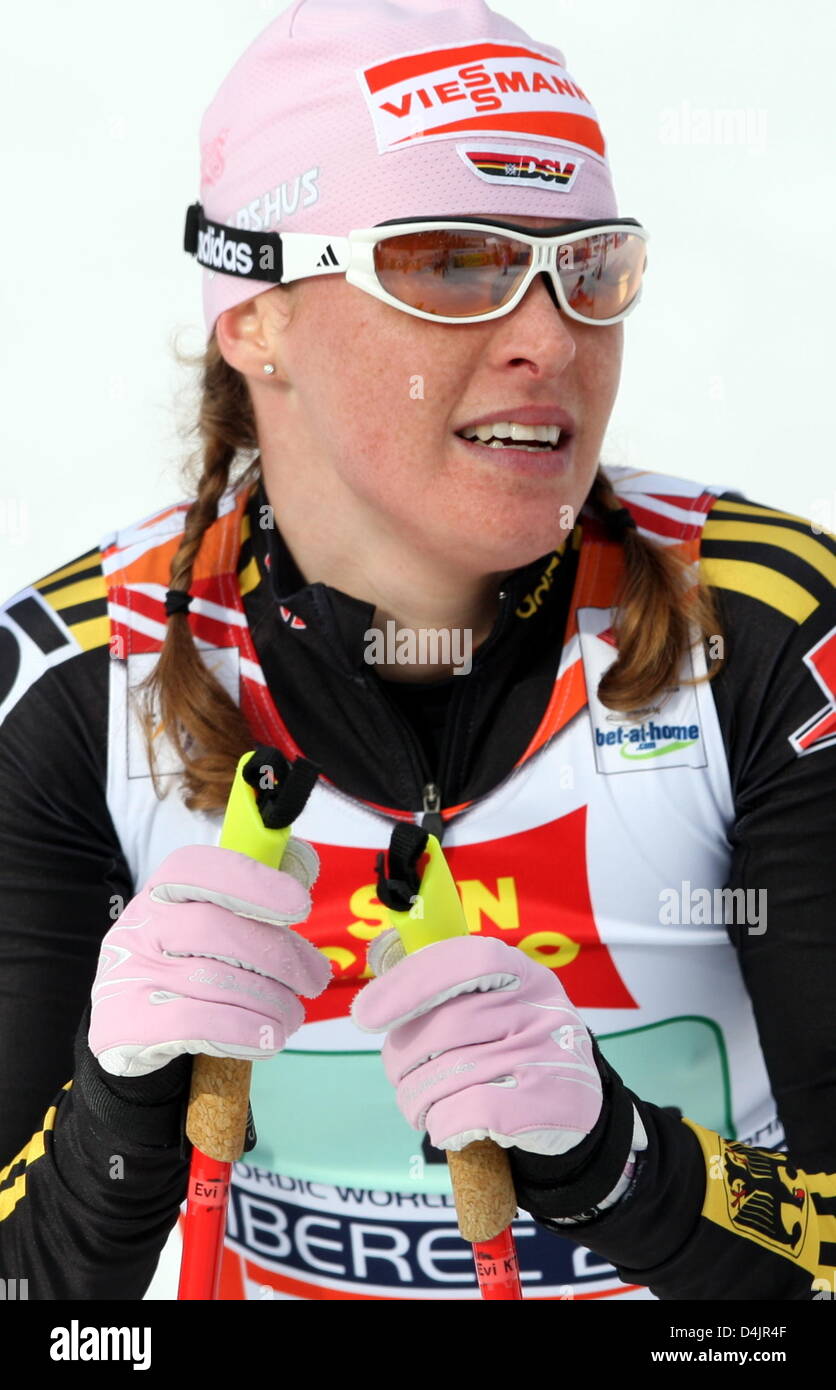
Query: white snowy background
1 0 834 597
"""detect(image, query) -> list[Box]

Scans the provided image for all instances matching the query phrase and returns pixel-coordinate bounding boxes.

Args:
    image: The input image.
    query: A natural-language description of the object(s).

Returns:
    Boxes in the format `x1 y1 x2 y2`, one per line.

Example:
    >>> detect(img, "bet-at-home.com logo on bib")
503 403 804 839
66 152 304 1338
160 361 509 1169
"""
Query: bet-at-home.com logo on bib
577 607 707 774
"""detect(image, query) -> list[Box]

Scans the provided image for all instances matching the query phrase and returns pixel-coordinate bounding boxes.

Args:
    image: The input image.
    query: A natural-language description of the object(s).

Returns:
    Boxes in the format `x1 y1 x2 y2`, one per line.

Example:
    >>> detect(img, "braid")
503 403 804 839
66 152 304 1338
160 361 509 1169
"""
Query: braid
136 335 263 813
588 469 723 714
169 439 237 594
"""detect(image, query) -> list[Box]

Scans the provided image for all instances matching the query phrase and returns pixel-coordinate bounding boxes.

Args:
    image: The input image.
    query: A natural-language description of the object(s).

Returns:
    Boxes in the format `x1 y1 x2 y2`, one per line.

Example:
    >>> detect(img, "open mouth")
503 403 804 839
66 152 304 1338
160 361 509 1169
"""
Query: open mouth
454 424 573 455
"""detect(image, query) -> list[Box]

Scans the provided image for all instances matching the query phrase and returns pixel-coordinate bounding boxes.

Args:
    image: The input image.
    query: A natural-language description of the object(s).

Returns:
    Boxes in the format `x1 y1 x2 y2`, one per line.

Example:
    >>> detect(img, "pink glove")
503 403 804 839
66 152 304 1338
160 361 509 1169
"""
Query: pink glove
89 841 332 1077
350 933 603 1155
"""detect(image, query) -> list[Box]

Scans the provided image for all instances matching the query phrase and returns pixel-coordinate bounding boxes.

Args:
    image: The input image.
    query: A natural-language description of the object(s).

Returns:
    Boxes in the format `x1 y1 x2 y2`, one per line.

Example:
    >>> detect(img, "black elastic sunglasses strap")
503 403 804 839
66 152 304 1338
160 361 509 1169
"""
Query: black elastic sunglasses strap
183 202 284 283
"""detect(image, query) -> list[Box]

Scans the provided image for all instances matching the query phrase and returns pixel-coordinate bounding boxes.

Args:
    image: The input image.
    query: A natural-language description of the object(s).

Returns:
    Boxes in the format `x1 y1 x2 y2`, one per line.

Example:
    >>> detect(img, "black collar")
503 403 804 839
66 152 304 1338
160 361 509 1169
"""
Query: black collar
246 477 575 674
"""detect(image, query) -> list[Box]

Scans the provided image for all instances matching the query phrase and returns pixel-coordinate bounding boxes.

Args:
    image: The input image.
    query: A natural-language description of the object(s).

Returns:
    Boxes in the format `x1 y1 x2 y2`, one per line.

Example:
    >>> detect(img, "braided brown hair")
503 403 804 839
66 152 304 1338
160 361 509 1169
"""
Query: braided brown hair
134 334 263 812
588 471 722 714
139 331 722 813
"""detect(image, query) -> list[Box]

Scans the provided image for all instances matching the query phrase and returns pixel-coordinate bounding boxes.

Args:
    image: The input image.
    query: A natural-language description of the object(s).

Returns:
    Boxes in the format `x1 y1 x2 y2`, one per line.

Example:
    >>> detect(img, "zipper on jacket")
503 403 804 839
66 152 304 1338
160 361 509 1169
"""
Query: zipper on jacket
354 584 517 841
359 670 438 809
421 781 445 842
358 670 455 841
426 586 515 824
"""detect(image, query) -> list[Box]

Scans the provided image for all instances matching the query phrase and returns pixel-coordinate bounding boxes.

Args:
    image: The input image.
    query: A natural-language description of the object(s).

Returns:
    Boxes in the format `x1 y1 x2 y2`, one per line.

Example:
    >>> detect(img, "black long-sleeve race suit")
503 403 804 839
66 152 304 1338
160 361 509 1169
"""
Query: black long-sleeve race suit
0 475 834 1299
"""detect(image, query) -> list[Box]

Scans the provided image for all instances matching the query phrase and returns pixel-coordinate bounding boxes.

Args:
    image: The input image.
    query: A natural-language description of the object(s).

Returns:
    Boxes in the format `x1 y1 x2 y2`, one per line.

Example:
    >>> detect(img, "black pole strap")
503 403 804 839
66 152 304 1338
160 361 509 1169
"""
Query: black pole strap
242 746 320 829
375 822 430 913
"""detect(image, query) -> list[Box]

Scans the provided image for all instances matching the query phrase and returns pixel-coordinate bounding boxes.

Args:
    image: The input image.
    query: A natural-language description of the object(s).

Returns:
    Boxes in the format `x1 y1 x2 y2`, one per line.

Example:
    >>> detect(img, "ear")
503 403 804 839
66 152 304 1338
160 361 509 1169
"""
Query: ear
214 287 292 383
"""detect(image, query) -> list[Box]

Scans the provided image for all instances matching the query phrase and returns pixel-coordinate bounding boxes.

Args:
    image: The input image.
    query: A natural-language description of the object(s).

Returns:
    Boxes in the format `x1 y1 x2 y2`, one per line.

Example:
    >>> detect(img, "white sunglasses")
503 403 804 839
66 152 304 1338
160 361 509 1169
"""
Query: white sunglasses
185 206 649 327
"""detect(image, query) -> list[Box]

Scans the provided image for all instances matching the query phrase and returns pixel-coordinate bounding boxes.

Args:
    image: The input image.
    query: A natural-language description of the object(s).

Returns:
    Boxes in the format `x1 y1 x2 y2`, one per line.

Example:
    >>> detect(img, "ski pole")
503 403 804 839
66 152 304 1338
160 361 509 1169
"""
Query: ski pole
375 822 523 1300
177 745 319 1301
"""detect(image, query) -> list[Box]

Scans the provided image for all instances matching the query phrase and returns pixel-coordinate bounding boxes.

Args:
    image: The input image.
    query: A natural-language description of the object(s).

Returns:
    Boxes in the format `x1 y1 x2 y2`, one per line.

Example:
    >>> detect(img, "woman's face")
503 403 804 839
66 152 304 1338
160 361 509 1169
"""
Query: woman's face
255 213 623 577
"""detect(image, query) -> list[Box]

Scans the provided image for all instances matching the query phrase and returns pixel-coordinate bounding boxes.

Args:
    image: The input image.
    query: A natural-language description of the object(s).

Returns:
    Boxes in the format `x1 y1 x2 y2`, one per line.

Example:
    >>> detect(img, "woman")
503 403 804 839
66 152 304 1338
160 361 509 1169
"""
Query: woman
1 0 834 1302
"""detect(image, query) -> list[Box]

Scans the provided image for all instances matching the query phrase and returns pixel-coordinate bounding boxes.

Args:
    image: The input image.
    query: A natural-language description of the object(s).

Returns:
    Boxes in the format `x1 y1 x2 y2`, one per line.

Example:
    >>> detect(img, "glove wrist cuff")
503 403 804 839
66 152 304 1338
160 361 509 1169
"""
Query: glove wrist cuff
73 1001 191 1150
75 1037 191 1150
508 1035 636 1219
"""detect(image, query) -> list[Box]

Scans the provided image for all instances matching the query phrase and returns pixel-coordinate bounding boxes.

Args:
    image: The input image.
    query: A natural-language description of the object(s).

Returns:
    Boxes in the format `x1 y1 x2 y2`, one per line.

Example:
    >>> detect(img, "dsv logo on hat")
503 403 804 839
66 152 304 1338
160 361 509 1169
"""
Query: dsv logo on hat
196 224 254 277
457 143 583 192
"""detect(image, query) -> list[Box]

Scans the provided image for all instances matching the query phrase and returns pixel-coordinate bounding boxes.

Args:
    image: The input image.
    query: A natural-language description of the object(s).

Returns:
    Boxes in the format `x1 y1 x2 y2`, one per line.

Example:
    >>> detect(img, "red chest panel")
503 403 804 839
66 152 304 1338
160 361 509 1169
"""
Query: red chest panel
301 806 637 1022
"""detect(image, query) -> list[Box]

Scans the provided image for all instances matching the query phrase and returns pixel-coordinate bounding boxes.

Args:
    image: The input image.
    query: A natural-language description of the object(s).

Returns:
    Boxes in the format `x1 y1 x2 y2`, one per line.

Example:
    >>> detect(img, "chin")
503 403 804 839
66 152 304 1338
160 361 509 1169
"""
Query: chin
449 520 576 579
465 489 583 559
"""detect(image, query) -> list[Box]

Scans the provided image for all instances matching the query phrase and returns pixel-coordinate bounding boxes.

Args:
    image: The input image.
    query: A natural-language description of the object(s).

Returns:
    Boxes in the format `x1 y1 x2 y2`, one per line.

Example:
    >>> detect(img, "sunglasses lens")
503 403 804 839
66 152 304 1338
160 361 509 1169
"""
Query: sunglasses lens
373 227 646 322
559 230 646 321
374 229 532 318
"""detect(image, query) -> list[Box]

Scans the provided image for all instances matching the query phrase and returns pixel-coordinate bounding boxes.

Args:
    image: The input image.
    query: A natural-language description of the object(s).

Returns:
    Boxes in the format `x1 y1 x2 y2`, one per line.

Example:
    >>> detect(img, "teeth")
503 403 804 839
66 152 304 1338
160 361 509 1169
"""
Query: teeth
479 440 556 451
459 421 562 446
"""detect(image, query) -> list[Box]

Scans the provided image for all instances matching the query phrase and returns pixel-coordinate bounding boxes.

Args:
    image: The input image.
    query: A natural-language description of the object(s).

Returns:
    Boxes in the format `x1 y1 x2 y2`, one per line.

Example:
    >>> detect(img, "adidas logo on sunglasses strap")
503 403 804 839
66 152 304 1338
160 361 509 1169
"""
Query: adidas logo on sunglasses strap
316 244 340 268
184 203 283 282
196 223 254 276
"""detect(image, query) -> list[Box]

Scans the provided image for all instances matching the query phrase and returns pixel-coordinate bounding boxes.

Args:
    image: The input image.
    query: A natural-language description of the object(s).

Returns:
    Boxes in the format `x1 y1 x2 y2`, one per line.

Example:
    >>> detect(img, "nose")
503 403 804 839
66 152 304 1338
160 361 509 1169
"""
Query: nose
503 267 577 355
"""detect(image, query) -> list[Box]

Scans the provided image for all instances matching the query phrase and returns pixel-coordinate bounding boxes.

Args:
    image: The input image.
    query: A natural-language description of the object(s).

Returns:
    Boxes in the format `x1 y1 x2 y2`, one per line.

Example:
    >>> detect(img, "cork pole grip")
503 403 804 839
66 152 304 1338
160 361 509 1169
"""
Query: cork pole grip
187 1055 252 1162
447 1142 520 1243
181 749 309 1165
380 933 518 1244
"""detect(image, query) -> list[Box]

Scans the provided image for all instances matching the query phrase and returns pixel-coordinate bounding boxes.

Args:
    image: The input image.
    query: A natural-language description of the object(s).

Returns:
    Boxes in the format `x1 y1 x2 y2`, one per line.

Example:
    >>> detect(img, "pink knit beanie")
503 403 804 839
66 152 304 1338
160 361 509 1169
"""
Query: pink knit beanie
192 0 619 338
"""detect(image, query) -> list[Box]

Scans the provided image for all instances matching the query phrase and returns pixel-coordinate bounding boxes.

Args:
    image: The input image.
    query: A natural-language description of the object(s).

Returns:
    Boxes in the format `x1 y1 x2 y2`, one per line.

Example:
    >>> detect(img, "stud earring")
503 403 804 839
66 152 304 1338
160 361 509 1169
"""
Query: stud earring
263 363 276 375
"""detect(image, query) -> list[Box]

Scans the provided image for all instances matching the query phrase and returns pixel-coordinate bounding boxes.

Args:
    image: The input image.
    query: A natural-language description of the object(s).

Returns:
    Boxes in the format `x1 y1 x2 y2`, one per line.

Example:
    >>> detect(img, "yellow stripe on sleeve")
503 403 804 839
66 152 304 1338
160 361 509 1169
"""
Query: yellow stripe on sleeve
66 614 112 652
39 575 107 611
703 520 836 588
708 498 826 531
700 557 818 624
34 553 103 588
0 1081 72 1224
